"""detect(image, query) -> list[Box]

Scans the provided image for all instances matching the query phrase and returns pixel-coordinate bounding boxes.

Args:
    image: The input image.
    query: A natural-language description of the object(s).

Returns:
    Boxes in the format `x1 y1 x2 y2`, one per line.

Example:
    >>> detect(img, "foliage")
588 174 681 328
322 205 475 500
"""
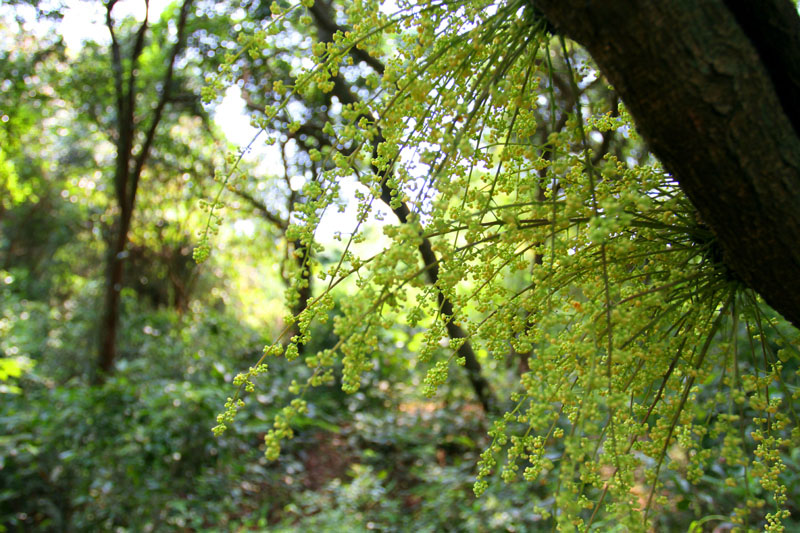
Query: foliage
2 0 800 531
202 1 800 531
0 286 291 530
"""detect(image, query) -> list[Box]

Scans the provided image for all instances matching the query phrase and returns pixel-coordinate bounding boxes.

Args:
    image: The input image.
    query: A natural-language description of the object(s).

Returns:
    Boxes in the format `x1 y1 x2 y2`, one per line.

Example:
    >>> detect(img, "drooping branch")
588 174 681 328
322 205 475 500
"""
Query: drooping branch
302 2 494 411
536 0 800 328
233 158 313 352
378 177 496 413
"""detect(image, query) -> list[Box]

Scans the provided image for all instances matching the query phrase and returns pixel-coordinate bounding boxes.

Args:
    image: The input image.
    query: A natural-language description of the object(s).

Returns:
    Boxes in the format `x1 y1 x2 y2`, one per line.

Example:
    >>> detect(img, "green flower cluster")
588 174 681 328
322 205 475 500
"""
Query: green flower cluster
197 0 800 529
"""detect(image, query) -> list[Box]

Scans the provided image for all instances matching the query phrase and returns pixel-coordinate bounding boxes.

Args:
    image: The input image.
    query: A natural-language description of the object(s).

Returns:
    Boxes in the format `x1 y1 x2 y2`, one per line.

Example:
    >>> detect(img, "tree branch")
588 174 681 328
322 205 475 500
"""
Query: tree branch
301 9 495 410
105 0 128 208
131 0 194 208
234 188 288 230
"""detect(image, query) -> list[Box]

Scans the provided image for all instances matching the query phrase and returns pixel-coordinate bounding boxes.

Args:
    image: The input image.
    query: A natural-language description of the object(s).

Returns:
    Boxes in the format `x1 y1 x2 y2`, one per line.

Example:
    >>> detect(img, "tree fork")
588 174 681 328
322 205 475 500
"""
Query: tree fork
96 0 194 380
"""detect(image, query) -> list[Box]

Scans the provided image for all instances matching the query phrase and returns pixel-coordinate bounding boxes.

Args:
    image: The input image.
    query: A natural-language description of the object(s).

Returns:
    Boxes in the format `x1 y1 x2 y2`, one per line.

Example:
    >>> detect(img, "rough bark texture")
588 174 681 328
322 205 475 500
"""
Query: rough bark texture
536 0 800 328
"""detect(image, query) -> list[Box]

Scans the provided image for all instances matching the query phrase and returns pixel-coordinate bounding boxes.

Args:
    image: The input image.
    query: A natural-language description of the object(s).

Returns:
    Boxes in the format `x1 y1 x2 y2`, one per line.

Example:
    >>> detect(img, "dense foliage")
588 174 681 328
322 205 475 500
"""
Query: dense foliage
1 0 799 531
203 1 800 530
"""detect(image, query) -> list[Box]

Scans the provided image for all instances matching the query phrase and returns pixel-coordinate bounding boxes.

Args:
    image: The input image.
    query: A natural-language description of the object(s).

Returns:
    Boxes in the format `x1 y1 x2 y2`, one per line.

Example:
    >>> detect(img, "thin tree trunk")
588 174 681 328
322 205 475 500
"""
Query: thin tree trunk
98 212 132 375
96 0 193 380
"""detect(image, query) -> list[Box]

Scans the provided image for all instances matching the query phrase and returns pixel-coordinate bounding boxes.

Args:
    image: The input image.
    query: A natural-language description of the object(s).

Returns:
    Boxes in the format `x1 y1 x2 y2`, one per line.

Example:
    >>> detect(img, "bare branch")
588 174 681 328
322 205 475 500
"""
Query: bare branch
234 189 288 230
131 0 193 208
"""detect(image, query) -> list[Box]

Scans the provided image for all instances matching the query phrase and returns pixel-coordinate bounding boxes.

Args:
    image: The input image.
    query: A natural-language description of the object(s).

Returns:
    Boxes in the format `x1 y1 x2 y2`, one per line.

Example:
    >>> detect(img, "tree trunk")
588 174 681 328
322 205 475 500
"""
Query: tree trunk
536 0 800 328
97 212 131 377
291 238 313 355
96 0 193 379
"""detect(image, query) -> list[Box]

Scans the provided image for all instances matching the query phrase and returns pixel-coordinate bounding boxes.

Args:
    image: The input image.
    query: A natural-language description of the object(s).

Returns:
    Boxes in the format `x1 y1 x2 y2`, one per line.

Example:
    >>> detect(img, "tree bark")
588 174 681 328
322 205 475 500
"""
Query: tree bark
536 0 800 328
98 213 132 376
